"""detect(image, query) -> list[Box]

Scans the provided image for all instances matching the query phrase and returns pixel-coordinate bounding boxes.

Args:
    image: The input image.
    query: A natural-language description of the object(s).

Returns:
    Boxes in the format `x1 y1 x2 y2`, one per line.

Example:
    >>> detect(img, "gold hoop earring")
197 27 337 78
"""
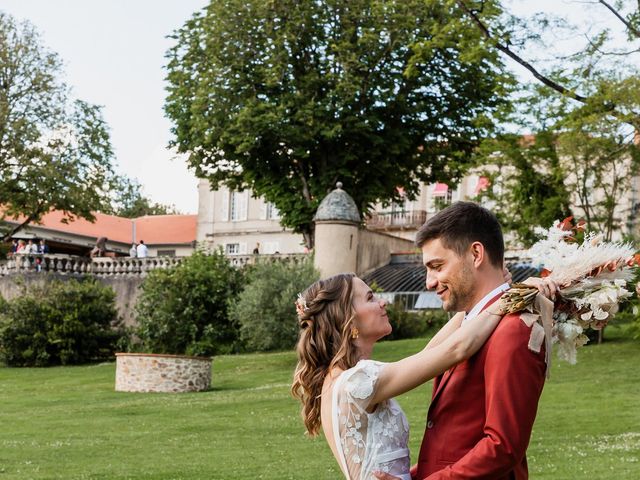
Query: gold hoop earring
351 327 359 339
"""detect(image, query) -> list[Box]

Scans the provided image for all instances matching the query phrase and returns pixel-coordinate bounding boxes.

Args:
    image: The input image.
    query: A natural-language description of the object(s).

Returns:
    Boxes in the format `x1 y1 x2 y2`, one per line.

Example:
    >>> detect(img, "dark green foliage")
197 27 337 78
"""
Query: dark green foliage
134 250 243 356
476 131 573 247
165 0 512 247
0 277 122 367
384 301 449 341
230 258 319 352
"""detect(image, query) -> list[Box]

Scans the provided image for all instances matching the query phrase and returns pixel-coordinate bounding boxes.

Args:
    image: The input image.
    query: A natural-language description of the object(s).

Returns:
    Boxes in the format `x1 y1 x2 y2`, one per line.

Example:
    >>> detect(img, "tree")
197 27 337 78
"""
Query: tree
229 257 319 352
476 130 573 246
108 176 179 218
555 106 640 241
165 0 513 248
457 1 640 129
134 250 243 356
458 1 640 242
0 13 116 240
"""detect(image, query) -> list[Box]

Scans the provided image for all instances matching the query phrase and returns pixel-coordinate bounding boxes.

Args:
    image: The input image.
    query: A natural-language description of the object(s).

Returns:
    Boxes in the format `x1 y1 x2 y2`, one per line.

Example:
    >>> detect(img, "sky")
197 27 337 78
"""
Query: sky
1 0 208 213
0 0 630 214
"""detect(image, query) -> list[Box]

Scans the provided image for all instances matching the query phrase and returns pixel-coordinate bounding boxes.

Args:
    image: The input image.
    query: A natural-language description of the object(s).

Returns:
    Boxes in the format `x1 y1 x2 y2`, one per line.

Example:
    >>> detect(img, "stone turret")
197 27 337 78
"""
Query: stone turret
313 182 360 278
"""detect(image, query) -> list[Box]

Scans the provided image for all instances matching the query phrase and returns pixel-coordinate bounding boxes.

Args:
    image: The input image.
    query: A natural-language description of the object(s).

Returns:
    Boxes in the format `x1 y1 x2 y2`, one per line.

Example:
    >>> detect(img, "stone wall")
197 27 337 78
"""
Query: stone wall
115 353 212 393
356 229 417 276
0 272 143 327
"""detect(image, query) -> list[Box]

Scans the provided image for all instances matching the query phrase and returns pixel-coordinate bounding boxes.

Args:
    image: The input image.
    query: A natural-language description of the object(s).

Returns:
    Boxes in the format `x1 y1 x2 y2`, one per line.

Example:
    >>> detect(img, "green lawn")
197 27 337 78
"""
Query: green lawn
1 326 639 480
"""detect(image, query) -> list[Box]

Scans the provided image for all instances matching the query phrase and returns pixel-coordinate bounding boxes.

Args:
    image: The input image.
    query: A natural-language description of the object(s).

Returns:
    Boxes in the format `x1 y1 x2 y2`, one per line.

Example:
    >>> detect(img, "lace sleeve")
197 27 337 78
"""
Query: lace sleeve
333 360 385 478
342 360 383 410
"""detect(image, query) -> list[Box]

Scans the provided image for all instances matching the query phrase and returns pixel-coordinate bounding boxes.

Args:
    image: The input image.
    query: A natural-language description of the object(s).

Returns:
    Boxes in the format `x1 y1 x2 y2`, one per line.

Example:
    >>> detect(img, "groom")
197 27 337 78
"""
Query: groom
376 201 547 479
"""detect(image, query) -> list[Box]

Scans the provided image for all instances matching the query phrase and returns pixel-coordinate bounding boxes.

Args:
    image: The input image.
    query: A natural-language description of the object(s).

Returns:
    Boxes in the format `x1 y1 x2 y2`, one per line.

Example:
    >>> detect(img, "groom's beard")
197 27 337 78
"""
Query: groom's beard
441 261 475 312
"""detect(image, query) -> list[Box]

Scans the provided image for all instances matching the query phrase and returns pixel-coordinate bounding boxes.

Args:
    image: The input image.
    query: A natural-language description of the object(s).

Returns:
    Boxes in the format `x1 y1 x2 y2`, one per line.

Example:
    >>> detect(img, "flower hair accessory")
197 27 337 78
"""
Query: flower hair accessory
295 293 308 317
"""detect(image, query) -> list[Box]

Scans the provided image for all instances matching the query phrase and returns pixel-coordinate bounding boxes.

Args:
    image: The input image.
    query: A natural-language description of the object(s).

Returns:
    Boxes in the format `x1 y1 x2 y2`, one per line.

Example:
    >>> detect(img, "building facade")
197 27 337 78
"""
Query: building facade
196 180 306 255
196 174 491 251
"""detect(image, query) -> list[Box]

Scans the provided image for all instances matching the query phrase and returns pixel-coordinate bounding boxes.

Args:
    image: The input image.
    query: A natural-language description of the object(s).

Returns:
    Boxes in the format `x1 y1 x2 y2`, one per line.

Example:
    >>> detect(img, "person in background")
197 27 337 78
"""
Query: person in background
27 239 38 254
129 243 137 257
34 239 48 272
90 237 108 258
253 242 260 255
38 239 49 254
136 240 148 258
15 240 27 254
10 239 18 255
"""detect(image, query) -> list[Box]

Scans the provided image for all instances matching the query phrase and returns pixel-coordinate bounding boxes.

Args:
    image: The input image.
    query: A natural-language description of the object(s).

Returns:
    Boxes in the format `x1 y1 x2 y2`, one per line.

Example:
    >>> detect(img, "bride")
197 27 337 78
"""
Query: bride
291 273 554 480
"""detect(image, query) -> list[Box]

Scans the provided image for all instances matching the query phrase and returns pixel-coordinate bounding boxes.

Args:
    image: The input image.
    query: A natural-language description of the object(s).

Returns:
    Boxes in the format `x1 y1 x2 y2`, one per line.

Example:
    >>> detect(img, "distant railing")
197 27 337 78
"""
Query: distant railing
0 252 310 277
366 210 427 230
225 253 309 268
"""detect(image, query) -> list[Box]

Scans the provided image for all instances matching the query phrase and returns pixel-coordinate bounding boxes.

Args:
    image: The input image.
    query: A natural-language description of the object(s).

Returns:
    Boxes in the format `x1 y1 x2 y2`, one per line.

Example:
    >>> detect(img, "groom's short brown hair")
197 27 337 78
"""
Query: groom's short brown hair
415 201 504 268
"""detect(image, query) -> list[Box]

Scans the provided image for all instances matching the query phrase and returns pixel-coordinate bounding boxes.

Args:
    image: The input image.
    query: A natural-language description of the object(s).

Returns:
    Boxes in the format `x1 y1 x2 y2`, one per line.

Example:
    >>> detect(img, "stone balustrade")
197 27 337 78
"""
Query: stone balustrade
0 254 183 277
226 252 309 267
0 252 310 277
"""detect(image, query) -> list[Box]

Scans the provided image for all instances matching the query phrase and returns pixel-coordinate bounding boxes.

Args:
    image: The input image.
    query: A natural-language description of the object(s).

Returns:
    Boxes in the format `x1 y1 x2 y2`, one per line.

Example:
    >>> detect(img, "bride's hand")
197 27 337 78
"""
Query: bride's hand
502 266 513 284
522 277 559 301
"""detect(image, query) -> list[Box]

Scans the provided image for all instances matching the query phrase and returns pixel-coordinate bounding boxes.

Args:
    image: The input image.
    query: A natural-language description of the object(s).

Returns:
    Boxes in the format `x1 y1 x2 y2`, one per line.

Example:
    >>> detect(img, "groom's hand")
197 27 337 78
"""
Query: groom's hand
373 472 401 480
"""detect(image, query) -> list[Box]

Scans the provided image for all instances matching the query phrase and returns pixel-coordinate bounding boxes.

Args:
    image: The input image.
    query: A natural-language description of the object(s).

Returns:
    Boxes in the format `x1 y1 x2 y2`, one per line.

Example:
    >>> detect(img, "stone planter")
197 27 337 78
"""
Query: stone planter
115 353 212 393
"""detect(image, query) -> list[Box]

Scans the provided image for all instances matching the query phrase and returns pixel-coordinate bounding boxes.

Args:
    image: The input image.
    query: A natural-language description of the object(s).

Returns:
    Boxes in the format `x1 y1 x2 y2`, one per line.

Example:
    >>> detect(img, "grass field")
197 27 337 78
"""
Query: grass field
0 325 639 480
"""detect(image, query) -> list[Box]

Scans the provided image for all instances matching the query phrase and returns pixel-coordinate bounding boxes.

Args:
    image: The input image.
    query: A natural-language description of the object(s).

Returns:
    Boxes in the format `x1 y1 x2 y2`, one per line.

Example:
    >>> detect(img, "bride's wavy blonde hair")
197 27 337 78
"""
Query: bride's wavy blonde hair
291 273 360 436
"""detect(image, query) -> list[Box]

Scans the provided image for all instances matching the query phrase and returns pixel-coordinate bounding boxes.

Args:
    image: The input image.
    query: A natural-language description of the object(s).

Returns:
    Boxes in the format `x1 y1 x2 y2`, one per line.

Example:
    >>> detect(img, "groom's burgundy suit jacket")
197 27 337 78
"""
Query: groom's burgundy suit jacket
413 293 547 480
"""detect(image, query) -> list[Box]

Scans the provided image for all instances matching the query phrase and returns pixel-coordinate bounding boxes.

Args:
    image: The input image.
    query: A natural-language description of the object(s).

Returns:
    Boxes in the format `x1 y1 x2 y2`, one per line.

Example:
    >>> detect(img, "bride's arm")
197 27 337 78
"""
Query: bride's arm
424 311 464 349
369 301 504 406
371 276 558 406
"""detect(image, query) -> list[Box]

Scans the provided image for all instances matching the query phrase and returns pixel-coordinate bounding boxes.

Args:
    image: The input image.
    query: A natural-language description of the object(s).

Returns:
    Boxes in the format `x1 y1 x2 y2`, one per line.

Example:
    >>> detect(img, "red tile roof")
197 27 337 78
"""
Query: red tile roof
4 210 197 246
134 215 197 245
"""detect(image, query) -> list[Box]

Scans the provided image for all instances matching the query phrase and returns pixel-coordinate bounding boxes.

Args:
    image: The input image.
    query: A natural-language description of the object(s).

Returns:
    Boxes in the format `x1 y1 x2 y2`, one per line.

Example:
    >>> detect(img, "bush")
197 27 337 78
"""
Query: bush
384 301 450 341
0 277 122 367
134 250 243 356
230 258 319 352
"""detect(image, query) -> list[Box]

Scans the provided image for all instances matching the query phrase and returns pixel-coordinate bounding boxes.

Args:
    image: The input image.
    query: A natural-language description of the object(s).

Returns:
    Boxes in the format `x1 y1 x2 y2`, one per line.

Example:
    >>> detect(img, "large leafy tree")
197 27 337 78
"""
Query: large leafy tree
460 1 640 242
0 13 116 240
165 0 512 247
555 105 640 242
458 1 640 128
476 130 573 246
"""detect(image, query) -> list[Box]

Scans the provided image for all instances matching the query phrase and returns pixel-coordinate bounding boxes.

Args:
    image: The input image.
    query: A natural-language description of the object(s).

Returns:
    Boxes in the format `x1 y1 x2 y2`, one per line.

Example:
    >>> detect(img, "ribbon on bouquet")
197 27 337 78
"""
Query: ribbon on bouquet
518 293 554 379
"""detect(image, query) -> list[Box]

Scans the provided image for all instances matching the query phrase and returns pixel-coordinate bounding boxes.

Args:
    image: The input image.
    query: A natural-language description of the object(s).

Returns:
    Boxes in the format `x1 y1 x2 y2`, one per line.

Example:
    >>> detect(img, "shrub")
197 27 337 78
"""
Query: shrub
230 258 319 352
0 277 122 367
134 250 243 356
384 301 449 341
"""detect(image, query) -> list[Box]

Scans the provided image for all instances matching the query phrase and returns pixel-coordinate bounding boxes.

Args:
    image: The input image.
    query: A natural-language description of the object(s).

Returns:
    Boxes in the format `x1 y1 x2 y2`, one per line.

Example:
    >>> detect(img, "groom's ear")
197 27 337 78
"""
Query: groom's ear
469 241 485 268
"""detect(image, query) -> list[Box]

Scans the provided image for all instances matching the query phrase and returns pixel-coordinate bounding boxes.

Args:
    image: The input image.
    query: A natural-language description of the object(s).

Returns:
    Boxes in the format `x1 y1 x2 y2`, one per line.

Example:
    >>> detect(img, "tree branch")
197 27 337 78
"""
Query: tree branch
456 0 588 103
457 1 640 129
598 0 640 39
1 213 37 242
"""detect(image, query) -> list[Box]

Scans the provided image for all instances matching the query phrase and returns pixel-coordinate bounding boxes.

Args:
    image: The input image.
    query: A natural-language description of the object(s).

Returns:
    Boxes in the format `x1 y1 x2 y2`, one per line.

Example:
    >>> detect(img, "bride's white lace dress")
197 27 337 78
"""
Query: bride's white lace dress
331 359 411 480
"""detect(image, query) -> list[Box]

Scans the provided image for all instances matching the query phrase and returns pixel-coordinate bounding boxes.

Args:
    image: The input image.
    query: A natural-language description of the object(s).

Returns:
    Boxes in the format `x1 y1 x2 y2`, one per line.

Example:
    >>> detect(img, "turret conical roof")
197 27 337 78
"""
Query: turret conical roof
313 182 361 223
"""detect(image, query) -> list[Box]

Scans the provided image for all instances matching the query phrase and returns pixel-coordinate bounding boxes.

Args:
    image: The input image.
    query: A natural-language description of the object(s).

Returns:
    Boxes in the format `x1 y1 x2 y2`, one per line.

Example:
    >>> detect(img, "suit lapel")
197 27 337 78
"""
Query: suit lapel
429 292 505 405
431 367 455 404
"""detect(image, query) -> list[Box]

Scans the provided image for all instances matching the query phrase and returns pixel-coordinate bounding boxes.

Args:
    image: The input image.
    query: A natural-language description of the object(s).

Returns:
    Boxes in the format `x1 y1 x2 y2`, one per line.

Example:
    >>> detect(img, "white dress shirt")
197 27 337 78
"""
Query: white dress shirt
462 282 509 325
